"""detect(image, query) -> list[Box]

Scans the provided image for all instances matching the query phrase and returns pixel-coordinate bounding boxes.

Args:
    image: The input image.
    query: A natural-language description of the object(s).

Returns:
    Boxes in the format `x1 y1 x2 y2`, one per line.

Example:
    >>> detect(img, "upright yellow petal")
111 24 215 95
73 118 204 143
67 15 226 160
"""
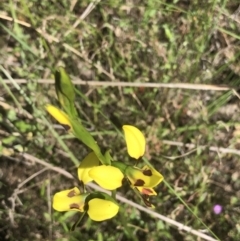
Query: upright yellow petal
122 125 146 159
78 152 100 184
87 198 119 221
89 165 124 190
45 104 72 130
52 187 87 212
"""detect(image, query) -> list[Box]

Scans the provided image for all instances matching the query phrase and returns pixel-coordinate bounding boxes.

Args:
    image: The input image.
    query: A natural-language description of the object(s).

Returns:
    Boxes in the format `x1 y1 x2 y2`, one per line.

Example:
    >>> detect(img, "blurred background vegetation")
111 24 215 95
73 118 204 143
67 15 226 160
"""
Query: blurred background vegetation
0 0 240 240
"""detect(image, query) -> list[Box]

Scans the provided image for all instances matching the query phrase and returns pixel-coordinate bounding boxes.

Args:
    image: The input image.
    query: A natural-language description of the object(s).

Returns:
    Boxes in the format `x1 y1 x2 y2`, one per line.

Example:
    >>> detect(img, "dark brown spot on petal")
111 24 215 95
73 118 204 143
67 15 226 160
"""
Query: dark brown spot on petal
62 124 71 131
67 190 76 197
143 169 152 176
70 203 80 209
134 179 145 186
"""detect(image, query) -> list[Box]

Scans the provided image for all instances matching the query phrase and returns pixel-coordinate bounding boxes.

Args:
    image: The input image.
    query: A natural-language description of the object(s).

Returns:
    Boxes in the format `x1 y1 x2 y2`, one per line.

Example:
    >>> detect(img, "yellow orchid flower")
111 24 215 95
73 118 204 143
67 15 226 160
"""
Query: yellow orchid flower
52 187 119 221
111 161 163 191
122 125 146 159
78 154 124 190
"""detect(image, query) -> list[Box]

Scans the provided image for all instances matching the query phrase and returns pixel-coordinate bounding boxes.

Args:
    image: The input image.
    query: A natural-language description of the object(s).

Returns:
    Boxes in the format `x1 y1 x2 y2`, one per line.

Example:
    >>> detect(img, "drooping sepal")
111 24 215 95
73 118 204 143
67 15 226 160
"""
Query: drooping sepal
85 192 119 221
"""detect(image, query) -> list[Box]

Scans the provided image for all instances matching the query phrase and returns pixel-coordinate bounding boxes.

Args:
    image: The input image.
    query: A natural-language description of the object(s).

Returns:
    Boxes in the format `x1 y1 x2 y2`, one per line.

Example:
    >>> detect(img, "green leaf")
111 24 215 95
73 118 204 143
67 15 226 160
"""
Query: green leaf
104 149 112 164
3 136 17 145
70 212 86 231
70 118 110 165
53 68 109 164
55 67 78 117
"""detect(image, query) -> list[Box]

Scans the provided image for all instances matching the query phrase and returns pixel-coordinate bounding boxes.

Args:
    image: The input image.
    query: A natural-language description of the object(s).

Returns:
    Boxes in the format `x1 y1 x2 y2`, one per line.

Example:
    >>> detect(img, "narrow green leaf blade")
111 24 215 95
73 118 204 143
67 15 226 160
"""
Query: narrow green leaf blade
55 67 78 117
70 118 109 165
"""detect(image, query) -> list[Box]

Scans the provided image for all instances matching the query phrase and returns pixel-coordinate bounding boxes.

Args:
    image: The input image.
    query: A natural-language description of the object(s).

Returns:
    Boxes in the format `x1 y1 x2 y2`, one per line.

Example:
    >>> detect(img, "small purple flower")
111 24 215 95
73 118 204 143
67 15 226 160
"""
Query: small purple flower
213 204 222 214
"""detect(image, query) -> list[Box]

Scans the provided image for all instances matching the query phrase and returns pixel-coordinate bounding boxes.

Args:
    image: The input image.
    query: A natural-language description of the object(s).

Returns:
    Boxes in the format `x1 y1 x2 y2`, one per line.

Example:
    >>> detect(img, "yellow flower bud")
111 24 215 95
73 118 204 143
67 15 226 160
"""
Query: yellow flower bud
45 104 72 130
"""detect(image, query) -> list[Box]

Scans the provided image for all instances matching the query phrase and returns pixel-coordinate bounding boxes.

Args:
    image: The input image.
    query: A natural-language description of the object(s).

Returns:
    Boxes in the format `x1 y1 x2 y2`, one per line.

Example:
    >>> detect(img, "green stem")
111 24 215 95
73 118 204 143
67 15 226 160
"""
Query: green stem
71 212 86 231
111 190 116 200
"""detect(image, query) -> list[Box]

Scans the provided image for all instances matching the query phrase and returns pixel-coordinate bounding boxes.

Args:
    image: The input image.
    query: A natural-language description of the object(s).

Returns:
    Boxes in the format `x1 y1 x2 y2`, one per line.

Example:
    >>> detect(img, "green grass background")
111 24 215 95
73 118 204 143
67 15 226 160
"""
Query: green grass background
0 0 240 240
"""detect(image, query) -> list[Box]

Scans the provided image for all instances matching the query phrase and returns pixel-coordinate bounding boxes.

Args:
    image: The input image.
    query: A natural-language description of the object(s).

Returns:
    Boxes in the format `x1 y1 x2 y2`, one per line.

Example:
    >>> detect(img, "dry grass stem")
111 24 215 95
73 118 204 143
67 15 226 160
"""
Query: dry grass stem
2 78 232 91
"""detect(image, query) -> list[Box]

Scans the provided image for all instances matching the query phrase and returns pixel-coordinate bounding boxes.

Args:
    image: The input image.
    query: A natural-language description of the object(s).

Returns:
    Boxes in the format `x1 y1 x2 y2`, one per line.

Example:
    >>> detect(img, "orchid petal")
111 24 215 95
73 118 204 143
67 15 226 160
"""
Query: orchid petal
89 165 124 190
45 104 72 130
52 187 88 212
122 125 146 159
78 152 100 184
126 166 163 188
87 198 119 221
